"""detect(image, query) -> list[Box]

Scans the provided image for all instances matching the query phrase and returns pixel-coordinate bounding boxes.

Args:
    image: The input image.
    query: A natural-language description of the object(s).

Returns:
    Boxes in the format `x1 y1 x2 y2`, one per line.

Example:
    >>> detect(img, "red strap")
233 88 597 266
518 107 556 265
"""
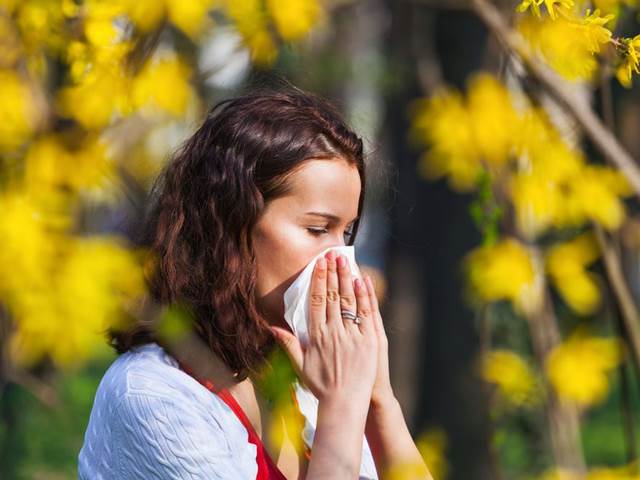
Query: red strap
177 361 287 480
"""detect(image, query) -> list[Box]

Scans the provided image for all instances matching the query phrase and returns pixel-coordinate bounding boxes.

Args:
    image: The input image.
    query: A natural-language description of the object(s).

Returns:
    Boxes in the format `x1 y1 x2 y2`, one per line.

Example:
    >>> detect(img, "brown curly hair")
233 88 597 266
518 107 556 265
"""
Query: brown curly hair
109 86 367 380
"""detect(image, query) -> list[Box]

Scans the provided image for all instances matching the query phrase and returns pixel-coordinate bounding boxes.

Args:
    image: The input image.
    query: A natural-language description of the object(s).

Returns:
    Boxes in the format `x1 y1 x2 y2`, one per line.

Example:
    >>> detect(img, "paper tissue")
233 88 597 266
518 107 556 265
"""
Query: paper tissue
283 245 379 480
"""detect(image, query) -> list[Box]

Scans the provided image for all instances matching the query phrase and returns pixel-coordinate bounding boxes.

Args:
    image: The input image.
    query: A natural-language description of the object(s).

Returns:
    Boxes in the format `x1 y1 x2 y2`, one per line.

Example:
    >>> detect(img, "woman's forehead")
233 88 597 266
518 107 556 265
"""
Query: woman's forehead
286 159 361 214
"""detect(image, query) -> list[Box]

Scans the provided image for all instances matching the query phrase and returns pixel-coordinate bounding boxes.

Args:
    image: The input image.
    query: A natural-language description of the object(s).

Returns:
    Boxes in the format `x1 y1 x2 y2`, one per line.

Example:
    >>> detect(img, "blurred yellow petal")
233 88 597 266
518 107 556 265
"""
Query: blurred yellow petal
546 327 622 408
266 0 322 41
166 0 215 38
465 237 544 315
467 73 520 168
132 56 194 116
409 90 481 192
58 67 132 129
481 350 541 408
546 232 601 315
0 69 39 149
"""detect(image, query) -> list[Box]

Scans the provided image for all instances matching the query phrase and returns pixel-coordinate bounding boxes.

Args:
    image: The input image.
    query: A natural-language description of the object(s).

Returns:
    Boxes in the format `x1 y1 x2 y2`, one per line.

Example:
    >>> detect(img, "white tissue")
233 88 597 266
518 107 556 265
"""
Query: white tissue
283 245 379 480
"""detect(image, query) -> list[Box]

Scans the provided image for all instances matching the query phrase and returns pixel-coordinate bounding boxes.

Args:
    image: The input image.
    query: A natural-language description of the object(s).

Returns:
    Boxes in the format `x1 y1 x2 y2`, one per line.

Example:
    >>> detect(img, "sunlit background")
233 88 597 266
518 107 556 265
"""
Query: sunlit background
1 0 640 478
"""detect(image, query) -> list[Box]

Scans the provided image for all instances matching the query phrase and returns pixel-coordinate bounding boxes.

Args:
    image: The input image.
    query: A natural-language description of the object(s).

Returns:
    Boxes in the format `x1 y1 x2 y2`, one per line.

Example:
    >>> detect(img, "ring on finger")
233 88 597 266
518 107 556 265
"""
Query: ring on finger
341 309 362 325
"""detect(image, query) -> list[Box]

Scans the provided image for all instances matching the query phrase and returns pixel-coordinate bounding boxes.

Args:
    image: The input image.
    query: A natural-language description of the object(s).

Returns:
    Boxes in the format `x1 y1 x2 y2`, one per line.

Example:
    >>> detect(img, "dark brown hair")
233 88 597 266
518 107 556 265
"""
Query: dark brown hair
109 86 367 380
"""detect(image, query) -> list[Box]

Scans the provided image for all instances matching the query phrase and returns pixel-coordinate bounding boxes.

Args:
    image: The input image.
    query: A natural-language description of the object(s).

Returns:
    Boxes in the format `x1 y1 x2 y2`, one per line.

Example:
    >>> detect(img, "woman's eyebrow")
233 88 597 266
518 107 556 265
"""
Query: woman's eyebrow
305 211 359 223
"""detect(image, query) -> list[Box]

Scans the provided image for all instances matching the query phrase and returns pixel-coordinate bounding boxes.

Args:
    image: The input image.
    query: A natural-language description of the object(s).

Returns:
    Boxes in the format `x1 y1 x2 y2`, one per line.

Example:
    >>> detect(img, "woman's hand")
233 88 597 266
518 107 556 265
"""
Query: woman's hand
270 250 378 406
360 271 395 408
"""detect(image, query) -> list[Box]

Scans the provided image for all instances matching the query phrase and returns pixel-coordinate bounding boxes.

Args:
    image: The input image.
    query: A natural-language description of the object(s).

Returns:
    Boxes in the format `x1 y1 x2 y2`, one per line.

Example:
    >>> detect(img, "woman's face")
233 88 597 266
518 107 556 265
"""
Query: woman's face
251 158 361 328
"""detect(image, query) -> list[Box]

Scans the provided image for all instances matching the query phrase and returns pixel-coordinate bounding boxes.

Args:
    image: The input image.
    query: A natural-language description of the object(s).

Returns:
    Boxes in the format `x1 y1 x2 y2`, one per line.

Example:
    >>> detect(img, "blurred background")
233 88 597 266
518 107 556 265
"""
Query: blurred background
1 0 640 478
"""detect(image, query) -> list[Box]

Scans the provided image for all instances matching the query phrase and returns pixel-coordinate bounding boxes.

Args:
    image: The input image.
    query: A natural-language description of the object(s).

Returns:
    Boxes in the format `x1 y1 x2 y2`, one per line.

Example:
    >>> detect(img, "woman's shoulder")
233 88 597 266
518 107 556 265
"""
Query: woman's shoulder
92 342 233 421
79 342 259 479
95 342 194 406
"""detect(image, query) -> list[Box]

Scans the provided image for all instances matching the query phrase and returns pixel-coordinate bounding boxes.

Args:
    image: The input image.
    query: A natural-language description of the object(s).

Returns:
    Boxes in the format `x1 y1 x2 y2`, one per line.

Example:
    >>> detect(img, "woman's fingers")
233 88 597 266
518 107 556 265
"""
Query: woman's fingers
324 250 344 332
363 275 384 337
336 254 359 331
308 256 327 340
353 275 373 336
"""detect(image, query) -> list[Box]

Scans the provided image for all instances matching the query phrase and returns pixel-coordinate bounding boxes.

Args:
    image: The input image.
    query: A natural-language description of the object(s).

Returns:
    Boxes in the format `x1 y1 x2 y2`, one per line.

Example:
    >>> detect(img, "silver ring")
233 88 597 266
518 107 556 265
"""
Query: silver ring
341 309 362 325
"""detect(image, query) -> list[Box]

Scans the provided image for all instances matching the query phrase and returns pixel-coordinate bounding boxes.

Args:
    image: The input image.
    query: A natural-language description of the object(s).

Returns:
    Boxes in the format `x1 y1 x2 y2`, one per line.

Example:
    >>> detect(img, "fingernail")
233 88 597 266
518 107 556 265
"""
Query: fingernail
317 257 326 269
337 255 346 268
354 278 361 291
326 250 335 261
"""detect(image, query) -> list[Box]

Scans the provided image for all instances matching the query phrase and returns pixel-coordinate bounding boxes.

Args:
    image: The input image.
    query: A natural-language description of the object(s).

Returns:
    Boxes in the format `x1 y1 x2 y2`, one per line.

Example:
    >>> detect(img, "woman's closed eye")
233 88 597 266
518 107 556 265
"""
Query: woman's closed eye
306 226 354 237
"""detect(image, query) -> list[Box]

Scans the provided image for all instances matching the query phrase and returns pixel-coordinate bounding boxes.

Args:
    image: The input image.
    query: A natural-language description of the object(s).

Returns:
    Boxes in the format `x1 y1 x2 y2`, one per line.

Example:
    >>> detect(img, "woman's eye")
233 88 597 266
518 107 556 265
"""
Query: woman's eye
306 228 328 236
306 226 355 238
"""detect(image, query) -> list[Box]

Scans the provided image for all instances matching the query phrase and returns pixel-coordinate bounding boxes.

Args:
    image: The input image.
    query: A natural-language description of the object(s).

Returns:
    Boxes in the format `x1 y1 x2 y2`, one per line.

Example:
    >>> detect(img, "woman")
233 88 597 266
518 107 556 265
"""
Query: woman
78 86 431 479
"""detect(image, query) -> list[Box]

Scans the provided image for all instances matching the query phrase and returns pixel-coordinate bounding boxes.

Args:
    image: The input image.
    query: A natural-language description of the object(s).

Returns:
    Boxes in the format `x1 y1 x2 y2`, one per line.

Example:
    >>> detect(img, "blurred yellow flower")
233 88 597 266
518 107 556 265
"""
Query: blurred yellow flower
546 327 623 408
465 237 544 315
509 137 584 238
267 400 306 456
57 65 132 129
545 232 601 315
467 73 520 168
132 55 195 116
266 0 323 41
568 165 630 230
516 0 574 19
9 236 147 367
0 69 39 150
517 9 613 81
0 191 61 296
416 428 447 480
409 89 481 192
24 134 116 198
386 427 446 480
510 108 630 238
222 0 278 65
616 34 640 88
15 0 68 54
481 349 541 408
115 0 215 38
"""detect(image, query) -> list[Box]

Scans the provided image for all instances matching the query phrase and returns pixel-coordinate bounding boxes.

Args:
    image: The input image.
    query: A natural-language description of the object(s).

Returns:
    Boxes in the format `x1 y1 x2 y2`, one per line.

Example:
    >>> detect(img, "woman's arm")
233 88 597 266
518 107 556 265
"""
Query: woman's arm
359 274 432 479
270 251 379 479
305 393 371 479
365 394 433 479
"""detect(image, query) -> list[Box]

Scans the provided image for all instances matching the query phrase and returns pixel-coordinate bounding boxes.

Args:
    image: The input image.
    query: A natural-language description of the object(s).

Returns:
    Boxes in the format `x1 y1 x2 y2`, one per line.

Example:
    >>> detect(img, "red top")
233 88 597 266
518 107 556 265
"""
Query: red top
177 361 288 480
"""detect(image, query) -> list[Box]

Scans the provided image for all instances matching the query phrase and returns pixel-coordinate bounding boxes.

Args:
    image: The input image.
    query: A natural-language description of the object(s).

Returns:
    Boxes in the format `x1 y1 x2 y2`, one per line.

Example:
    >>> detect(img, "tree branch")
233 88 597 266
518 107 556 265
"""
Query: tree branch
470 0 640 198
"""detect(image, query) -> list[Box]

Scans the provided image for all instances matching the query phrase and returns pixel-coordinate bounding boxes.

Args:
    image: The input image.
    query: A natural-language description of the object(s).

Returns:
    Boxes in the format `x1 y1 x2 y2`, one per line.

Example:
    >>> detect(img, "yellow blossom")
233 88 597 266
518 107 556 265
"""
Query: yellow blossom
416 428 447 480
114 0 215 38
546 327 622 408
386 428 447 480
9 236 147 367
0 69 39 150
616 34 640 88
516 0 575 19
0 191 62 296
409 89 481 192
465 237 543 315
481 350 541 408
15 0 68 54
222 0 278 65
545 232 601 315
467 73 520 168
132 55 194 116
57 65 132 129
568 165 630 230
266 0 323 41
24 134 116 198
517 10 613 81
267 400 306 457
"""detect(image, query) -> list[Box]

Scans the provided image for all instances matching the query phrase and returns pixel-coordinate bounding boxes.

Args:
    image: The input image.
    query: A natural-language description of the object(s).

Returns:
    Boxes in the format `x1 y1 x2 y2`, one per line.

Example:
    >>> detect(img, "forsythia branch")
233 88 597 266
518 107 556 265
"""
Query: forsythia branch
471 0 640 199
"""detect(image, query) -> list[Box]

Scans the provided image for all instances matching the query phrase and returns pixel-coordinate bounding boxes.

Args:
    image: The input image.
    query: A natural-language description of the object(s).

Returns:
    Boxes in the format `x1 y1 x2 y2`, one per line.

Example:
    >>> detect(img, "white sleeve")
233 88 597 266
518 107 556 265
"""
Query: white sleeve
113 393 258 480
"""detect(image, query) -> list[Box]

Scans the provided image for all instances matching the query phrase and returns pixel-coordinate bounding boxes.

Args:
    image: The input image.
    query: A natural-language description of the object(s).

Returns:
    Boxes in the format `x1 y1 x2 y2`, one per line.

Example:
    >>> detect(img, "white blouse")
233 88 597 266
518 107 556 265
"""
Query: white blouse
78 342 379 479
78 342 259 479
